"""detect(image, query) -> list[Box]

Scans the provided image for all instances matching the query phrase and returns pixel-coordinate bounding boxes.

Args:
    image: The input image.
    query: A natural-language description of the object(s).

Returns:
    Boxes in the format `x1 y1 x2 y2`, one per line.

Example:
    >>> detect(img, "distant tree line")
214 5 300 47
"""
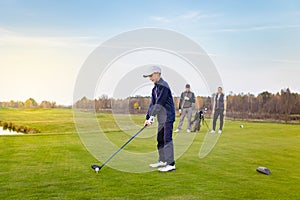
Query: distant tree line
74 95 151 114
0 98 68 109
1 88 299 122
226 88 300 122
74 88 299 122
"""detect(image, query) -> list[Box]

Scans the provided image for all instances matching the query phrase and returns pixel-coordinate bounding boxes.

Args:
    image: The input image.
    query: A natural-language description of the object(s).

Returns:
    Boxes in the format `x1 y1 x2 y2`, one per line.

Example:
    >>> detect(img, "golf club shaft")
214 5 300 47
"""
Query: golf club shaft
203 119 210 131
100 126 147 168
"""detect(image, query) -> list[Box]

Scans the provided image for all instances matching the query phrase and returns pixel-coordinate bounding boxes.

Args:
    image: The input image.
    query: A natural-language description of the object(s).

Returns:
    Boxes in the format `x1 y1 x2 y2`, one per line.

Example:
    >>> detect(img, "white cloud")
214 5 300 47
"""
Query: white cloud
149 16 170 23
271 59 300 64
0 27 98 47
212 24 300 33
178 11 202 20
149 11 219 23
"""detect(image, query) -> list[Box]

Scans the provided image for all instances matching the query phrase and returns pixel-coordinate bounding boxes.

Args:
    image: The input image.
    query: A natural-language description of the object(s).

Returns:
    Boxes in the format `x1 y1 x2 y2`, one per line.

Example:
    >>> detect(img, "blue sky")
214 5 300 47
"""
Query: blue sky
0 0 299 104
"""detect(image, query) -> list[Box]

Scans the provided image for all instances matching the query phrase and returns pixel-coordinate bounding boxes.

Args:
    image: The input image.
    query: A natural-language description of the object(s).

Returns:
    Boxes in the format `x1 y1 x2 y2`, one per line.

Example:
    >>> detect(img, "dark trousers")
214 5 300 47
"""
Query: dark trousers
157 121 175 166
212 108 224 131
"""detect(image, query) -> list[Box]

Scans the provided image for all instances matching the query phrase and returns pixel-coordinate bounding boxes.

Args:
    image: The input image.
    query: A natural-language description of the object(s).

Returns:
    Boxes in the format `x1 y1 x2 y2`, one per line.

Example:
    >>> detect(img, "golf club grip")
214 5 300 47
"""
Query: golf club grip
101 126 146 167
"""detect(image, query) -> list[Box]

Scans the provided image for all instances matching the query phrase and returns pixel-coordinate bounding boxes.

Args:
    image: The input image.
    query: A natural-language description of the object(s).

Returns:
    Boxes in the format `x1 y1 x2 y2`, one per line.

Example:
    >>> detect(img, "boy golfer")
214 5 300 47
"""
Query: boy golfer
143 66 176 172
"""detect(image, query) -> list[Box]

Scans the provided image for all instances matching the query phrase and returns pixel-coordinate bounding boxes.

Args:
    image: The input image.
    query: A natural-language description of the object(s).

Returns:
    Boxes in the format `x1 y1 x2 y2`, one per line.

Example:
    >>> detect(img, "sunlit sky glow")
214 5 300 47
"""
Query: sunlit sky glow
0 0 299 105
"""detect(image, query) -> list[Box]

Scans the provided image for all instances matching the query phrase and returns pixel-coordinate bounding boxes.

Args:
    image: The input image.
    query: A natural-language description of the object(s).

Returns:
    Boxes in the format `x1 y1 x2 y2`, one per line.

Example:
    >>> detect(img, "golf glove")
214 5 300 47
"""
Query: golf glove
149 116 155 124
184 96 190 101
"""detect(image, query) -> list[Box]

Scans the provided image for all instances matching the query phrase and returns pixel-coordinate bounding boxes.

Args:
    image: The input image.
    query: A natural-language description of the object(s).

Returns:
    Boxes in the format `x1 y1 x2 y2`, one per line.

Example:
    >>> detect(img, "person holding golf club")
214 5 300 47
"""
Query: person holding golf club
174 84 195 133
143 66 176 172
210 87 227 134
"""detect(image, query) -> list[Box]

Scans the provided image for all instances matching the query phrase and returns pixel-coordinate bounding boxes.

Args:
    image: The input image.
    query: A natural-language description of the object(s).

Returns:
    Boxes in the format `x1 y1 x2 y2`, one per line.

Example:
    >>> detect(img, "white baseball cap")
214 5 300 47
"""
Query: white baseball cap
143 66 162 78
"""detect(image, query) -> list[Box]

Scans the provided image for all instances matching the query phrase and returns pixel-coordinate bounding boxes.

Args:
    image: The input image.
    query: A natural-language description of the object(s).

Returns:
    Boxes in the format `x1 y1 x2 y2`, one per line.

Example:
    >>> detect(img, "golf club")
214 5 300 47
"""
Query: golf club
91 125 147 173
202 116 210 131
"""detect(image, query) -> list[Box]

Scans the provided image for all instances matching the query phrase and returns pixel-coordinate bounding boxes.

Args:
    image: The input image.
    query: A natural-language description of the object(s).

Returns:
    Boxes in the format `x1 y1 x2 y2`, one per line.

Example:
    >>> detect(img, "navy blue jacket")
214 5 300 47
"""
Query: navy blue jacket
146 78 175 123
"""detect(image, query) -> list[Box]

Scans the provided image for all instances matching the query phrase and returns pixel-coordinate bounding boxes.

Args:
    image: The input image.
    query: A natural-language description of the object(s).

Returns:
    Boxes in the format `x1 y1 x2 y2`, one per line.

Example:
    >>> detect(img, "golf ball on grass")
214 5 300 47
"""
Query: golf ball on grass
95 167 99 173
240 125 244 128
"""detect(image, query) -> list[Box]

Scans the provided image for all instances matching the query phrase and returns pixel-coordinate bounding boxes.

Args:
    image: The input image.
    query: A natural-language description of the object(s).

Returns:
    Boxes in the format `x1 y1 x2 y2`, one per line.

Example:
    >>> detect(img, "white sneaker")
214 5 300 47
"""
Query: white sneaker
158 165 176 172
149 161 167 168
218 130 222 134
174 129 180 133
187 129 191 133
210 130 215 134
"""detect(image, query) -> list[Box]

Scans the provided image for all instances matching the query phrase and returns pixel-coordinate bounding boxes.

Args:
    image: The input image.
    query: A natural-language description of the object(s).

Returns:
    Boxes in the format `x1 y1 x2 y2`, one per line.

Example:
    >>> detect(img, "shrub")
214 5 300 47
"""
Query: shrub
23 126 29 133
8 122 13 129
1 120 40 134
19 126 24 133
12 125 19 132
28 128 38 134
2 122 8 129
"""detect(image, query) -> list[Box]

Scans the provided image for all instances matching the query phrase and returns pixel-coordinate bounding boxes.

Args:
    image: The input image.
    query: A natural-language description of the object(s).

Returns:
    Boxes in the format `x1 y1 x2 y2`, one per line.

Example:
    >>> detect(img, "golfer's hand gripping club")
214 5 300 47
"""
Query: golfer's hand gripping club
144 116 155 127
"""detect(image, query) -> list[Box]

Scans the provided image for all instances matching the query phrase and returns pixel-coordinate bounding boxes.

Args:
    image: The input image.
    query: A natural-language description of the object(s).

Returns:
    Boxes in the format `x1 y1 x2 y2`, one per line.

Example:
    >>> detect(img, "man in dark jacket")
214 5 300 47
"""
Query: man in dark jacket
143 66 176 172
174 84 195 133
210 87 227 134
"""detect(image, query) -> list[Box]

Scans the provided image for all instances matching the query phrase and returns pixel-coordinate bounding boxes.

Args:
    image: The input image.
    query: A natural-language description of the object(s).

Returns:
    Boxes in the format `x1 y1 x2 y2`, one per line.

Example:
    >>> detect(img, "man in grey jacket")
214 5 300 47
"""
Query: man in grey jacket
174 84 195 133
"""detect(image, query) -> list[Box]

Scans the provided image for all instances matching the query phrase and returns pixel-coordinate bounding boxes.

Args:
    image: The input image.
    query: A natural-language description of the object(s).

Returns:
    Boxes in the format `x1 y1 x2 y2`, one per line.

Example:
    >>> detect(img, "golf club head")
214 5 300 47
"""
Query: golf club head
91 164 102 173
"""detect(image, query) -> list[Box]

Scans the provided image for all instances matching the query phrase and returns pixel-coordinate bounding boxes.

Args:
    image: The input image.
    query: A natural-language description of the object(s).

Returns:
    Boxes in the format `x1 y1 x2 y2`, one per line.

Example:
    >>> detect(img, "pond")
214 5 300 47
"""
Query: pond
0 126 23 135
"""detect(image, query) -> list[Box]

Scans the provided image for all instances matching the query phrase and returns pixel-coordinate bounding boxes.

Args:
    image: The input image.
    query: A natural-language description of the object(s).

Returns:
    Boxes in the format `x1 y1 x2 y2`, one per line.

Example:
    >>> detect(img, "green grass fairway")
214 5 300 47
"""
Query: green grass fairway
0 108 299 199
